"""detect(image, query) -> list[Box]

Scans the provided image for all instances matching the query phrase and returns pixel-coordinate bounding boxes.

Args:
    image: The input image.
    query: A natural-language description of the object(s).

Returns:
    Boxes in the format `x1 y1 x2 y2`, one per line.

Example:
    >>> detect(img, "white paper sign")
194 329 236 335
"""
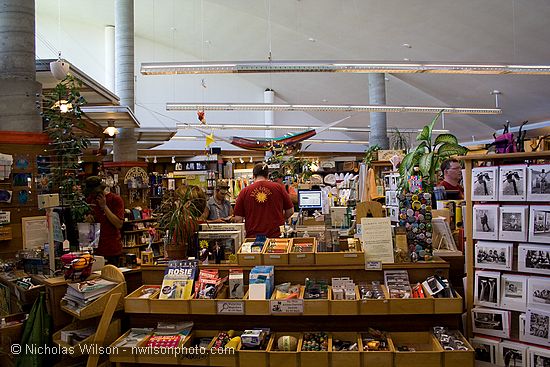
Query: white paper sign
366 261 382 270
361 217 395 265
217 301 245 315
270 299 304 314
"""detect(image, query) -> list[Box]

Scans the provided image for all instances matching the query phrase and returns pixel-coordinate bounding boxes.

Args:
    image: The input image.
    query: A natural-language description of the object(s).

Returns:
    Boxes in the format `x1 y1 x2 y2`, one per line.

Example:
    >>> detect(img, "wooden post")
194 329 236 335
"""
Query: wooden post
463 159 474 338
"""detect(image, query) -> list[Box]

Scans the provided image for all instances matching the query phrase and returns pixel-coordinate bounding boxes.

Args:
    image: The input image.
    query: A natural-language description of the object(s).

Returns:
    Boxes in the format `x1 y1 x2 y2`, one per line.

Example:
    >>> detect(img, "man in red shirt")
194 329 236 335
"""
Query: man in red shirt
234 163 294 238
84 176 124 265
438 159 464 199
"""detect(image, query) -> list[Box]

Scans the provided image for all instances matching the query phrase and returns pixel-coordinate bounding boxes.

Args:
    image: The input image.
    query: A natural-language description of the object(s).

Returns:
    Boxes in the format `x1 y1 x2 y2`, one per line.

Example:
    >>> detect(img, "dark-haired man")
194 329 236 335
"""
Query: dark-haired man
438 159 464 199
234 163 294 238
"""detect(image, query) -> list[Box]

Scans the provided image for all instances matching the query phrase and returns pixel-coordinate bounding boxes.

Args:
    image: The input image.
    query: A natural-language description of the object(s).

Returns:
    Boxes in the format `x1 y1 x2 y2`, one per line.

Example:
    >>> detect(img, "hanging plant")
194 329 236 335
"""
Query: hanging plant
363 145 381 167
43 75 90 223
398 111 468 193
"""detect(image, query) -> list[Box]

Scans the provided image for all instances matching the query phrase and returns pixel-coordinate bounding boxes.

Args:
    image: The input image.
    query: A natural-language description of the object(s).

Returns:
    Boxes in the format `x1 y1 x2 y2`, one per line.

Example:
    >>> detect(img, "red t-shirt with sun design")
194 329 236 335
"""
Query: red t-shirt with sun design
234 180 294 238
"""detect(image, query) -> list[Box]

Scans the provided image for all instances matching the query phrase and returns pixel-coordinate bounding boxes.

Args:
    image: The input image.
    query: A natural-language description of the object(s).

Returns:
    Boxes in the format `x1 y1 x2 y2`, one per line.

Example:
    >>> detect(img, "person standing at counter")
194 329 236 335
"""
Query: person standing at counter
233 163 294 238
84 176 124 265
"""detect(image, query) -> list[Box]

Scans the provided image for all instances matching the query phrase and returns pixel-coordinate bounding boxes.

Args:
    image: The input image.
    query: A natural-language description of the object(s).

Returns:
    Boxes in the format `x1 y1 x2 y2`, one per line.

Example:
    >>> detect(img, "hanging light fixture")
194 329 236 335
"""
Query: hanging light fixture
171 156 176 164
153 156 158 164
103 121 119 137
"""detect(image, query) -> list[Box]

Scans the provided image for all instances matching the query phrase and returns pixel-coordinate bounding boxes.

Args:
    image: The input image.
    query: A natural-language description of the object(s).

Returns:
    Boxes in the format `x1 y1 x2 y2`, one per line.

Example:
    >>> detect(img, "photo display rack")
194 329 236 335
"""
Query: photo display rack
460 151 550 366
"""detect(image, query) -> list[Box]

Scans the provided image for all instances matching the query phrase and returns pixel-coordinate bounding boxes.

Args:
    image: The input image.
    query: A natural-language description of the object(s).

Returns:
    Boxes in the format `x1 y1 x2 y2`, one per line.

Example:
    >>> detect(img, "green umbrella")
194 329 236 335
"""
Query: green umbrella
16 292 52 367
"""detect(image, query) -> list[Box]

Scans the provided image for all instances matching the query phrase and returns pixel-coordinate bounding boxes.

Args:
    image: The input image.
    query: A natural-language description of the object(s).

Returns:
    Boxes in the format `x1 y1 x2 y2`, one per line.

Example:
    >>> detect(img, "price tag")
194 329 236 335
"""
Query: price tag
365 261 382 270
268 255 281 259
344 253 358 258
216 301 245 315
270 299 304 314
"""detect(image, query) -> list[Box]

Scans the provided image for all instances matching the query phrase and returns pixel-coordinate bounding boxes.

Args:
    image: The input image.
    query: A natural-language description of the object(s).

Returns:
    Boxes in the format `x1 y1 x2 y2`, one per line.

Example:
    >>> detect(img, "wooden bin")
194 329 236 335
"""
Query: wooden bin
124 285 160 313
262 238 291 265
302 286 331 315
208 330 242 367
244 289 270 315
300 332 331 367
331 332 361 367
190 286 230 315
330 286 359 315
388 286 434 314
289 238 316 265
361 332 395 367
315 250 364 265
238 333 272 367
237 238 264 266
60 266 127 320
149 292 191 314
109 327 153 363
135 333 192 365
433 293 464 314
267 332 302 367
53 318 121 358
358 285 390 315
440 331 474 367
180 330 218 366
391 331 442 367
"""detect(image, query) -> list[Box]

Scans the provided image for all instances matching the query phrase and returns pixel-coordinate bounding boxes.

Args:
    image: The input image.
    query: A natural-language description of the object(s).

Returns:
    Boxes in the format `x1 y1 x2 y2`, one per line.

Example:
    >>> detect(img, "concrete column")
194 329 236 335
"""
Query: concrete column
104 25 115 92
113 0 137 161
264 89 275 160
0 0 42 132
368 73 389 149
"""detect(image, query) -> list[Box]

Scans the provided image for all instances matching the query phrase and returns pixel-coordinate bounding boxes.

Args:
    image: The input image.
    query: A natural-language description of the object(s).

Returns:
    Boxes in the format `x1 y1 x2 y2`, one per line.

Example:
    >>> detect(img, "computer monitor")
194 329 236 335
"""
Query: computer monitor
298 190 323 209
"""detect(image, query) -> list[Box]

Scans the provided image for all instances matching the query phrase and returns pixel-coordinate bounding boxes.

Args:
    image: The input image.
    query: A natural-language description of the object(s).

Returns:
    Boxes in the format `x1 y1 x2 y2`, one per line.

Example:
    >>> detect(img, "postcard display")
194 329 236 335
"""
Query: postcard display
465 157 550 366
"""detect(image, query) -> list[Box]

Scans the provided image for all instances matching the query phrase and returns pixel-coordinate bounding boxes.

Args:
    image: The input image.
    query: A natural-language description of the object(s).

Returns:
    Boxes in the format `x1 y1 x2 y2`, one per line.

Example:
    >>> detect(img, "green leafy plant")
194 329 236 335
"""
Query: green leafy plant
389 128 411 152
43 75 90 223
363 145 381 167
267 146 314 182
398 111 468 192
159 185 207 258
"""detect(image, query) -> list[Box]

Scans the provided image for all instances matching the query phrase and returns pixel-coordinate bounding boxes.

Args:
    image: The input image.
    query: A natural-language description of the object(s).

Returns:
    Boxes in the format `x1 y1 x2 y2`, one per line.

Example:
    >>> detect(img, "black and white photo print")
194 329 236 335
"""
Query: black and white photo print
472 166 499 201
473 205 499 240
475 241 512 270
501 274 528 312
529 207 550 244
528 164 550 201
469 337 498 364
525 308 550 346
529 347 550 367
528 277 550 308
499 165 527 201
499 206 528 242
475 270 501 307
498 341 527 367
472 307 510 338
519 243 550 275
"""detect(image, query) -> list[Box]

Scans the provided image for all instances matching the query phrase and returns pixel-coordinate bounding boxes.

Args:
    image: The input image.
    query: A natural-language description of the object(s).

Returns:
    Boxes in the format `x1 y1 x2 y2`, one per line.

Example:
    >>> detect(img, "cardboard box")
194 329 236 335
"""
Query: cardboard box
391 332 443 367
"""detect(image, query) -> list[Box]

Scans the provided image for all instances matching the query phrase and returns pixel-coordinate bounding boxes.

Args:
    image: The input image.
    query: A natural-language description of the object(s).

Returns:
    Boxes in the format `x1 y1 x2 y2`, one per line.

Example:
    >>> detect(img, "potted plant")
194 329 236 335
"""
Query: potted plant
398 111 468 193
159 185 207 259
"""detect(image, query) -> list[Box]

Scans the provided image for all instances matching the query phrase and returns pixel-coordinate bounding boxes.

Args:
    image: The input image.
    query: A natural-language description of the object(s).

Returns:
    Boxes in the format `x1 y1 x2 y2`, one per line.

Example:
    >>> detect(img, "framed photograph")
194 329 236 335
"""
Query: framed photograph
473 205 499 240
472 307 510 338
528 347 550 367
527 276 550 308
525 308 550 346
472 166 499 201
475 241 513 270
499 205 528 242
497 341 527 367
385 190 399 206
469 337 498 364
501 274 528 311
518 243 550 275
475 270 501 307
528 164 550 201
519 313 527 342
529 206 550 244
387 206 399 222
499 164 527 201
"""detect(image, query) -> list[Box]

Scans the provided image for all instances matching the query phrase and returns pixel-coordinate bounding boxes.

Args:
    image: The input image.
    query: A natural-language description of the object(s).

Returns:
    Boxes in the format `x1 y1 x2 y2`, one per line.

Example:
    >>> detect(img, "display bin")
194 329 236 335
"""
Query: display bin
12 278 44 305
315 250 364 265
331 332 361 367
124 285 160 313
439 332 474 367
288 238 316 265
109 327 153 363
358 285 390 315
391 331 443 367
149 292 191 314
330 286 359 315
262 238 291 265
300 333 331 367
135 333 192 365
388 286 434 314
361 332 395 367
53 318 121 358
237 238 263 266
190 286 229 315
238 333 272 367
244 289 270 315
267 332 302 367
180 330 218 366
301 286 331 315
208 330 242 367
433 292 464 314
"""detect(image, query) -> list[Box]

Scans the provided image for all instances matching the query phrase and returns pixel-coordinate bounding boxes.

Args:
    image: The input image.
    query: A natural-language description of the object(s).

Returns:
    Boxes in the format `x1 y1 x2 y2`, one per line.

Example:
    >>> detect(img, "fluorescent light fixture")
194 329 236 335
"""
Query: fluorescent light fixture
142 60 550 75
175 123 449 133
167 103 501 115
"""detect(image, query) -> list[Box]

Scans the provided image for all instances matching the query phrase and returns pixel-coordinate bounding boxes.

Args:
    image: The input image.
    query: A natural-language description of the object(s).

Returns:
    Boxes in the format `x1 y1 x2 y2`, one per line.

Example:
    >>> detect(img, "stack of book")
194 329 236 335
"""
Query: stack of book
62 278 118 310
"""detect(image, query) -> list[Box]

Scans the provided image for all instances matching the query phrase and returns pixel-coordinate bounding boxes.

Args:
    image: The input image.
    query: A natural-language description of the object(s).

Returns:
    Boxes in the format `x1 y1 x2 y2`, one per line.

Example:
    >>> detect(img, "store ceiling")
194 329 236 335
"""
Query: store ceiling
35 0 550 152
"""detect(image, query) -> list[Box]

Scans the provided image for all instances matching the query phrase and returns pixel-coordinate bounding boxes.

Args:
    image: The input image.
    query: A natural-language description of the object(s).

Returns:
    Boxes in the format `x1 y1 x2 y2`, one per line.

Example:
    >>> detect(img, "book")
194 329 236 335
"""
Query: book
158 260 198 300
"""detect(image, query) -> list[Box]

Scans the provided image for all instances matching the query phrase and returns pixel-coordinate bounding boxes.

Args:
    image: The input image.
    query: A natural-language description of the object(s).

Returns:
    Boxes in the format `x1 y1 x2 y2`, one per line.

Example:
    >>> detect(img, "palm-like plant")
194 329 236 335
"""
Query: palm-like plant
398 111 468 192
